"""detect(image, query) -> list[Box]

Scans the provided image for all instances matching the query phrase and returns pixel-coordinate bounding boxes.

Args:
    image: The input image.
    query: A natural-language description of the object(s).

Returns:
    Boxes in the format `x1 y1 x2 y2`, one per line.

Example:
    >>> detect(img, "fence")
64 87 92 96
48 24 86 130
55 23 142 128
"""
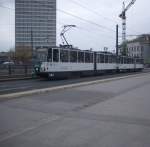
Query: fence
0 64 34 79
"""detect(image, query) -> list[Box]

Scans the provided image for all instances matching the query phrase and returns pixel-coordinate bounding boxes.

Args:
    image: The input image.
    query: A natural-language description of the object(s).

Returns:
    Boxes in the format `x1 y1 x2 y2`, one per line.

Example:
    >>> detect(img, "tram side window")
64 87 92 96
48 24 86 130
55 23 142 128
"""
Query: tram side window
48 48 52 62
108 55 111 63
125 58 127 64
118 57 121 63
70 51 77 62
105 55 108 63
85 52 90 63
124 57 126 64
108 55 113 63
100 54 104 63
90 53 93 63
78 52 84 63
132 58 134 64
127 58 129 64
136 59 141 64
141 59 144 64
60 50 69 62
125 58 128 64
112 55 116 63
97 54 100 63
129 58 132 64
53 49 59 62
121 57 124 64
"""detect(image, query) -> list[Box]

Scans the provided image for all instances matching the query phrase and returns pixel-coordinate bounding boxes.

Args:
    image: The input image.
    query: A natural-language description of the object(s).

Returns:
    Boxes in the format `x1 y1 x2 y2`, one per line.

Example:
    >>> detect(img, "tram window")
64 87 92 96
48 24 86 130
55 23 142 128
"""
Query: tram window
137 59 141 64
53 49 59 62
128 58 130 64
132 58 134 64
129 58 131 64
100 54 104 63
85 52 90 63
99 54 102 63
126 58 128 64
108 55 112 63
98 54 101 63
60 50 69 62
123 57 127 64
133 59 135 64
118 57 121 63
129 58 132 64
78 52 84 63
141 59 144 64
105 55 108 63
48 48 52 62
96 54 100 63
121 57 124 64
112 55 116 63
90 53 93 63
108 55 111 63
70 51 77 62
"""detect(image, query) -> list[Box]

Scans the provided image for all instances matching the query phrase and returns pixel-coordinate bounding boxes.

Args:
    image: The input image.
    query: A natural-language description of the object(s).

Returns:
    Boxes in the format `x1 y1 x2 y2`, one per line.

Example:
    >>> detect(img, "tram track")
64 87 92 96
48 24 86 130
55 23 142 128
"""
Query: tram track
0 69 149 99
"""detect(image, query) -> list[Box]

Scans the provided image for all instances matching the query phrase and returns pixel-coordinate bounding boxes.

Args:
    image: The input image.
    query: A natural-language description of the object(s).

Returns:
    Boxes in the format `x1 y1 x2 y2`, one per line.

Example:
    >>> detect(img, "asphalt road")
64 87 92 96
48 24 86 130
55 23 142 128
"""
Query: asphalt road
0 72 150 147
0 69 149 95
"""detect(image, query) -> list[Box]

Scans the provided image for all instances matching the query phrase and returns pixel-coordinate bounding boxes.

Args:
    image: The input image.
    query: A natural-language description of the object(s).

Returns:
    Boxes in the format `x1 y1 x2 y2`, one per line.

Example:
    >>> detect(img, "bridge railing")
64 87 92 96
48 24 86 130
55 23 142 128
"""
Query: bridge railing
0 64 33 79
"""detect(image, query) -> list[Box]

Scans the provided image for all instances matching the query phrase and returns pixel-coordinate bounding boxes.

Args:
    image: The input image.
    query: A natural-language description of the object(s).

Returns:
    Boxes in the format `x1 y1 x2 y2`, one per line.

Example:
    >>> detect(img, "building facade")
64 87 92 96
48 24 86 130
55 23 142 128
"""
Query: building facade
119 34 150 64
15 0 56 50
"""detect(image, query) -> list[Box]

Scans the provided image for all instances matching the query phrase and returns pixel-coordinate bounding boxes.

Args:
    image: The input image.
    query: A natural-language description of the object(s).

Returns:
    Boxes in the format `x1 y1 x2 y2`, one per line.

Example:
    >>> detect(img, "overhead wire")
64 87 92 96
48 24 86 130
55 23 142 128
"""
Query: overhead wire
1 1 117 49
57 22 115 51
70 0 141 37
57 21 115 49
1 3 117 34
57 9 116 33
68 0 118 24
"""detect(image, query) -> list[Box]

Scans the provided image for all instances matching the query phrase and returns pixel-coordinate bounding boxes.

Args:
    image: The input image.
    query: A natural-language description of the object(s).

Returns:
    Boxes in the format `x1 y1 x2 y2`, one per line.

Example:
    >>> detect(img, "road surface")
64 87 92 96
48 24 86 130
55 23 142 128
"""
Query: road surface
0 72 150 147
0 71 148 95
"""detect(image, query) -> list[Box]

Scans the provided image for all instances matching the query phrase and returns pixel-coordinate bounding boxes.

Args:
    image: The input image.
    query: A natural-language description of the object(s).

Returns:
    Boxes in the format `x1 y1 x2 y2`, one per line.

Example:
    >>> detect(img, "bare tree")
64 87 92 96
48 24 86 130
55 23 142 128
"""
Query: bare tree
15 46 32 64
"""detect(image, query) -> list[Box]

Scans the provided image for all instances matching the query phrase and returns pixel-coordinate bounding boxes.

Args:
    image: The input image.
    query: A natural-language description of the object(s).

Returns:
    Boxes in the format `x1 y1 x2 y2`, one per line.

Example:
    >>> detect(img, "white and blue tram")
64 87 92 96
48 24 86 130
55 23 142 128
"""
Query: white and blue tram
35 47 144 79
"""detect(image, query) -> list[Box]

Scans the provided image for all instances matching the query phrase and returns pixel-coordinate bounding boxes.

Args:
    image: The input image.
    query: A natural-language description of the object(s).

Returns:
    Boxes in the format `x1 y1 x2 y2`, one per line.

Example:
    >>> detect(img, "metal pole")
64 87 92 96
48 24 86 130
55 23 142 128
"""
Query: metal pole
31 27 33 65
116 24 119 56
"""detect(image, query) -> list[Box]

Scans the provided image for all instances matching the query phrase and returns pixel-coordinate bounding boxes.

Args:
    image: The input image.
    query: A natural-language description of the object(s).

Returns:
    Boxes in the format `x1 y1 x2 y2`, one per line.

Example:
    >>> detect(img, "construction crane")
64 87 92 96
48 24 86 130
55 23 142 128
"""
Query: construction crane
60 25 76 47
119 0 136 43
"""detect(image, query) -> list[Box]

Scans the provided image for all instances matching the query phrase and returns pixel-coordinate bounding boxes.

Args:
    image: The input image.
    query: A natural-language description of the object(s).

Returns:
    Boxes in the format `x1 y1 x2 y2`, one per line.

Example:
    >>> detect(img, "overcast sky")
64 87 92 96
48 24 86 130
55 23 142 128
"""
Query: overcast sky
0 0 150 52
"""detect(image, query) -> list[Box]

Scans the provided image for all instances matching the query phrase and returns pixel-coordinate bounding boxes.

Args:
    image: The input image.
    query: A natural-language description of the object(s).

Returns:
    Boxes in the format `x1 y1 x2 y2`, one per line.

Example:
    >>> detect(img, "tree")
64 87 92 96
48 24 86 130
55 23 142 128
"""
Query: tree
8 48 15 62
15 46 32 64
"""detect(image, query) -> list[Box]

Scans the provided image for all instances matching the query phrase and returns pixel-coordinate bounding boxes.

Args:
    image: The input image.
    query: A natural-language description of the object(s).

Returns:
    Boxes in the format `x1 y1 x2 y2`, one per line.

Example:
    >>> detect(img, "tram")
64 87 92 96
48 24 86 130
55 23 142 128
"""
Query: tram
34 47 144 79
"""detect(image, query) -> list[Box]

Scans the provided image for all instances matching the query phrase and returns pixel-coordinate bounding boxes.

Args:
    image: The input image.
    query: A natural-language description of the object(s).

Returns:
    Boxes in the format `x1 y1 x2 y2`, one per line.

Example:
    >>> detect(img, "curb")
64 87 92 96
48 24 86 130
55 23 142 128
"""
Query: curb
0 77 34 82
0 72 149 101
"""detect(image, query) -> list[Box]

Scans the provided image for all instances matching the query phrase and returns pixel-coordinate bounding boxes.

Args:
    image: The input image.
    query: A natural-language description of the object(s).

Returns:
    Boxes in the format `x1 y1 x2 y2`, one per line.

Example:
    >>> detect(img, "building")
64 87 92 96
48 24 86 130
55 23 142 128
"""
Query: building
119 34 150 64
15 0 56 50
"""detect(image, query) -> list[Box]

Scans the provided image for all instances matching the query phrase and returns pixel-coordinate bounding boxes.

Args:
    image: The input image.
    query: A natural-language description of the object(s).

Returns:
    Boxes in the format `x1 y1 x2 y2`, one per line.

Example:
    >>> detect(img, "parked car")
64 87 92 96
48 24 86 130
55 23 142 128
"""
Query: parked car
2 61 15 65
